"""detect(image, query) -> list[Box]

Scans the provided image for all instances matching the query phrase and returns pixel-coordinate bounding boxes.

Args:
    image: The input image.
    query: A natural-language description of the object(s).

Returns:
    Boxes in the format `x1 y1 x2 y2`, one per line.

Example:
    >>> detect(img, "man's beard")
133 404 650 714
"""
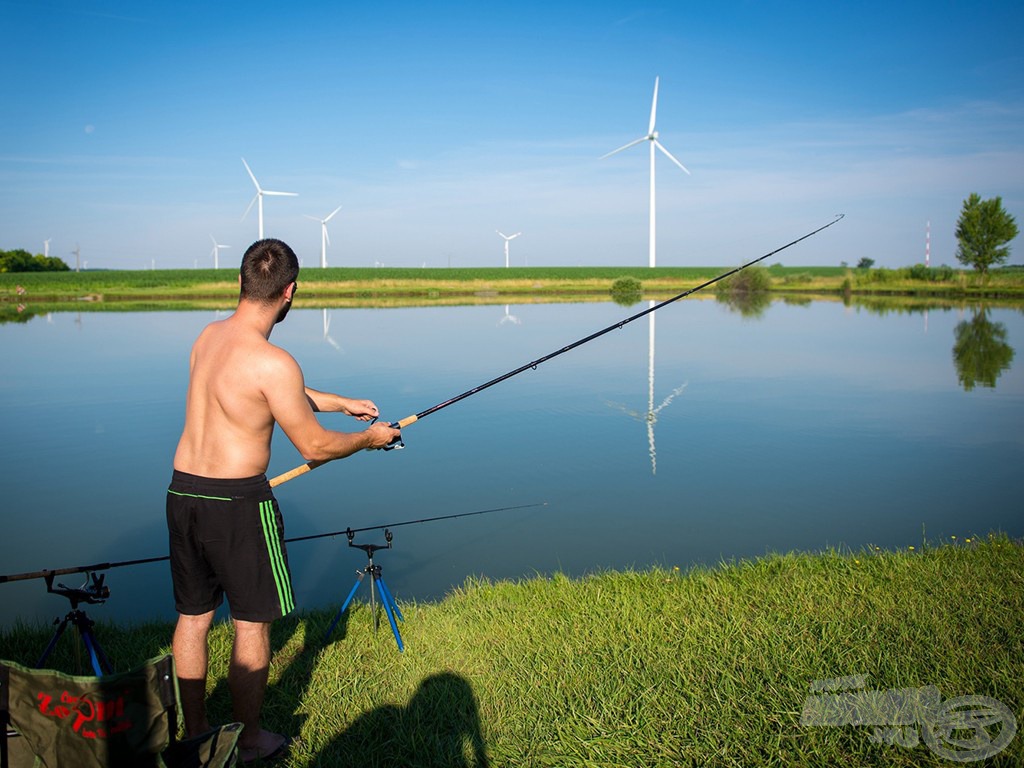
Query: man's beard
275 301 292 324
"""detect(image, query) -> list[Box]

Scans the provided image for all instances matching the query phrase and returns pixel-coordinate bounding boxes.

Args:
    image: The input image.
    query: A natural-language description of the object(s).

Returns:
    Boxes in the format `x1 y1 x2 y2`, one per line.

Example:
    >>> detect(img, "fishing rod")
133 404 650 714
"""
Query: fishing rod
285 501 546 544
270 214 845 487
0 502 544 585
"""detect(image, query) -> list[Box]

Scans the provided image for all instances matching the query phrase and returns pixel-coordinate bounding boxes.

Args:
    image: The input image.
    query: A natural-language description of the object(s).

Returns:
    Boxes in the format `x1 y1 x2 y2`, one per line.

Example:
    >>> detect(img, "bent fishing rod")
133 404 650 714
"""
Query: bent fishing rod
270 214 845 487
0 502 543 585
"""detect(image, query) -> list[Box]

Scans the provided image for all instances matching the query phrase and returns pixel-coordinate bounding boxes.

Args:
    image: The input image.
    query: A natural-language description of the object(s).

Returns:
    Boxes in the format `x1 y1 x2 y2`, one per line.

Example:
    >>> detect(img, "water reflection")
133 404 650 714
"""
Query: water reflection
953 307 1015 391
605 307 686 474
322 308 341 351
715 289 772 317
498 305 521 326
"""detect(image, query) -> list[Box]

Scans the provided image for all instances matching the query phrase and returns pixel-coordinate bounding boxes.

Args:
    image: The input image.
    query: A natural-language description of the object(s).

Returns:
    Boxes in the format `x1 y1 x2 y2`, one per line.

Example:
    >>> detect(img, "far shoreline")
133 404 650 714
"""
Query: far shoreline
3 265 1024 309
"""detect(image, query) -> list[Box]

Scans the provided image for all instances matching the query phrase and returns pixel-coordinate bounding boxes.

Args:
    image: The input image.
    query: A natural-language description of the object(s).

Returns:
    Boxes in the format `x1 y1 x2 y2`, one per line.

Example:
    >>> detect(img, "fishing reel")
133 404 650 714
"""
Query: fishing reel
384 423 404 451
368 417 404 451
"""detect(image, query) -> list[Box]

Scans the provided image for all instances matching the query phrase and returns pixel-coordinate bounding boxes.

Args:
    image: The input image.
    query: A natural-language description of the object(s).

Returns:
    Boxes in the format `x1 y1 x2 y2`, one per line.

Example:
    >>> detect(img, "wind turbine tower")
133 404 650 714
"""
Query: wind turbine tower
601 76 690 268
241 157 298 240
44 239 51 258
497 230 521 268
210 235 231 269
305 205 343 268
71 243 81 273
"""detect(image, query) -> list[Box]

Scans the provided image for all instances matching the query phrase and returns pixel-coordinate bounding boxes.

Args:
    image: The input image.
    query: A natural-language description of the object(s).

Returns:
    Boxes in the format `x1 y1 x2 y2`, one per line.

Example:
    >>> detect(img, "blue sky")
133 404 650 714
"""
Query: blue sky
2 1 1022 270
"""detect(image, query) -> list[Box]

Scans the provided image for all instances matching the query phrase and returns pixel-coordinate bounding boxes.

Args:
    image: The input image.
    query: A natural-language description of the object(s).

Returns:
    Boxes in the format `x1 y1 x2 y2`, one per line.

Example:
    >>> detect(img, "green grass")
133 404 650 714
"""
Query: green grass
4 265 1024 307
2 535 1021 766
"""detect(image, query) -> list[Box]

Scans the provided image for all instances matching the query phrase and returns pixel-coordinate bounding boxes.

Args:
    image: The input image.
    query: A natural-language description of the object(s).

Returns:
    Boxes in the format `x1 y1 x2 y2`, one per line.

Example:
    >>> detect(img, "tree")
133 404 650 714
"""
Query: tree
0 249 69 272
856 257 874 269
955 194 1018 275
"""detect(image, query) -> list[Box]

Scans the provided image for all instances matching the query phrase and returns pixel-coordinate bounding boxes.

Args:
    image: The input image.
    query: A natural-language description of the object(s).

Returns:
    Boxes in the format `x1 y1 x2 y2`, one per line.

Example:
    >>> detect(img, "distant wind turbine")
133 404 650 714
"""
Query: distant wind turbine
497 230 521 268
71 243 81 273
601 76 690 268
305 205 343 268
210 235 231 269
43 239 51 258
241 157 298 240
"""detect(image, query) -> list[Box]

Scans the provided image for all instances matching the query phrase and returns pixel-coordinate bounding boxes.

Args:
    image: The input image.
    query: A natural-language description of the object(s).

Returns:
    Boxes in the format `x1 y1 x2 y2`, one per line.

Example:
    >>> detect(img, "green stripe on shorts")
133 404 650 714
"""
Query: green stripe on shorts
259 500 295 615
167 489 233 502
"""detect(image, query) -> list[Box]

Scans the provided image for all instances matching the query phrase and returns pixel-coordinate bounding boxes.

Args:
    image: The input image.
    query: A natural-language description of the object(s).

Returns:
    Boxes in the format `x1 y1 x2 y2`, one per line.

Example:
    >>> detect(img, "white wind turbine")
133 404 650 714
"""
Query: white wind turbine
601 76 690 268
43 239 51 257
305 205 343 268
209 235 231 269
497 230 521 268
241 157 298 240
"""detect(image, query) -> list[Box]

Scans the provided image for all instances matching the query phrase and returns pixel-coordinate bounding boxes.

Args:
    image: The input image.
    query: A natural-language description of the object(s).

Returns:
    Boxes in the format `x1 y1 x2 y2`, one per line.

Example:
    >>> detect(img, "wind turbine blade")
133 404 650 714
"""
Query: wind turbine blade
654 140 691 174
210 234 218 246
263 190 298 197
510 233 521 239
325 205 343 221
600 136 648 159
304 214 320 222
242 194 258 220
241 157 260 189
649 76 660 135
497 230 507 238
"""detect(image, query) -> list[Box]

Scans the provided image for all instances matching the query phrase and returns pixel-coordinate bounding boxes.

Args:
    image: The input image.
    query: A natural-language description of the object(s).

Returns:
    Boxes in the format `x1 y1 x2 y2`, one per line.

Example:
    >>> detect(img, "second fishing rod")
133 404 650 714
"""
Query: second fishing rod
270 214 845 487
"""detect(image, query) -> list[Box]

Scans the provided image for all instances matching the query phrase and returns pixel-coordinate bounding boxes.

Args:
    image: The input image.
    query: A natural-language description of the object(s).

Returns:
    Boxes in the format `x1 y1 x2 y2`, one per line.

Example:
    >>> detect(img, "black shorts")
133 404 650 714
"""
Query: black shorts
166 470 295 622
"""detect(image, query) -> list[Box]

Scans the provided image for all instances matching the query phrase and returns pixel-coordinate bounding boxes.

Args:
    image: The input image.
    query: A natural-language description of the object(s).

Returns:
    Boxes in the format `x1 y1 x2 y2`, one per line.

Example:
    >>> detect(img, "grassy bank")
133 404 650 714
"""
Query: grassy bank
3 265 1024 308
2 535 1021 766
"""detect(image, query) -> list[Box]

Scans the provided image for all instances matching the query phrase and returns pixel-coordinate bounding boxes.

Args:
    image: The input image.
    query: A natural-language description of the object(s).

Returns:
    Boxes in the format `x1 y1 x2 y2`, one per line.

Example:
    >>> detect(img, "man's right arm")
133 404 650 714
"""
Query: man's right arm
262 349 399 460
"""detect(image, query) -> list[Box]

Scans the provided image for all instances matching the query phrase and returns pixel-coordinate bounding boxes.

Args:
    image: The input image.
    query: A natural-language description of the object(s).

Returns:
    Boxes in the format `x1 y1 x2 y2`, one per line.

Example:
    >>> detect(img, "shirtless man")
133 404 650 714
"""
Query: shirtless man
167 239 398 762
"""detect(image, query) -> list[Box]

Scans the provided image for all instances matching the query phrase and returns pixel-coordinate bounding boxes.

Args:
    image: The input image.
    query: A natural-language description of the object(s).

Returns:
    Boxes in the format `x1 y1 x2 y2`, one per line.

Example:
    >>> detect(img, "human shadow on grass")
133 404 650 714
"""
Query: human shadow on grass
314 671 490 768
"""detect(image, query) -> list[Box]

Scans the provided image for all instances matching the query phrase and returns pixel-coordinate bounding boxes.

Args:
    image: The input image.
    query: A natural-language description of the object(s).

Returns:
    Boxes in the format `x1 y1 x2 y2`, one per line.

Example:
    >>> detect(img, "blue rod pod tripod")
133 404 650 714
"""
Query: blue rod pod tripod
36 572 114 675
324 529 405 651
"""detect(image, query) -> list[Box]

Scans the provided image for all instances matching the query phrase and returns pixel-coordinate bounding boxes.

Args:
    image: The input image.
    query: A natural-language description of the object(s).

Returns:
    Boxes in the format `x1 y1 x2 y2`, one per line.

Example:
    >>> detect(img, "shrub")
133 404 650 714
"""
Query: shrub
715 265 771 294
610 276 642 306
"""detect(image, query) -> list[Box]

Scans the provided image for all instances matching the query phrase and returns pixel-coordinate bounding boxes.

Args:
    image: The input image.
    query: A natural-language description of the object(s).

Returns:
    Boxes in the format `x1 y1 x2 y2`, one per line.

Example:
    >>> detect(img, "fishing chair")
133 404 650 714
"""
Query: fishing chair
0 653 241 768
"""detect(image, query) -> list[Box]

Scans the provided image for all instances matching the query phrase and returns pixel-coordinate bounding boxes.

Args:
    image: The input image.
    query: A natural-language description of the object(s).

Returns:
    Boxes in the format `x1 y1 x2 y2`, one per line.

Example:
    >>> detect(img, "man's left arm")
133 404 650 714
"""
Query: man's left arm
305 387 380 421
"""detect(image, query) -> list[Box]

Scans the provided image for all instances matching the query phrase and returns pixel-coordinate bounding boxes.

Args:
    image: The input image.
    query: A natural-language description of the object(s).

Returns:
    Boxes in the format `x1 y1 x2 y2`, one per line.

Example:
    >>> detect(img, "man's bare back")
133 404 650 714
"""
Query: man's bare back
173 313 285 477
173 300 398 479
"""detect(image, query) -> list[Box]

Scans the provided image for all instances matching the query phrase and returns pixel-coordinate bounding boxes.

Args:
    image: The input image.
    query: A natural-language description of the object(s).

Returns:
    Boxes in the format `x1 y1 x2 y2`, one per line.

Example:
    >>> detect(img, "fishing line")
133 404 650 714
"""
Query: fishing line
270 214 845 487
0 502 545 585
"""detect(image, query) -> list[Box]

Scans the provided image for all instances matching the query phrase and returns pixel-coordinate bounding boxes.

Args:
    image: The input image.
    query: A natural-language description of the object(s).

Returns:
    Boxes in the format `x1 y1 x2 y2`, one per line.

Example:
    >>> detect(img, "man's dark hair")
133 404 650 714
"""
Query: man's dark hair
239 239 299 303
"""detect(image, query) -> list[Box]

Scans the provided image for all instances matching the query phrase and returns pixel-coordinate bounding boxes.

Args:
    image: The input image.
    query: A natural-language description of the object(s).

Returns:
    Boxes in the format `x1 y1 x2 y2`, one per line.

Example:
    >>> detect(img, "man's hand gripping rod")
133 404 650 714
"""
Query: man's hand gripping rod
269 214 845 489
269 416 412 487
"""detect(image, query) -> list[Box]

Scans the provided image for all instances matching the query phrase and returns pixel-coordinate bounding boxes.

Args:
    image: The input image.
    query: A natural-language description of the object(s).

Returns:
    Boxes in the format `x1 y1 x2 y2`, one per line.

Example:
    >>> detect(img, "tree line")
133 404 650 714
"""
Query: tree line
0 248 70 273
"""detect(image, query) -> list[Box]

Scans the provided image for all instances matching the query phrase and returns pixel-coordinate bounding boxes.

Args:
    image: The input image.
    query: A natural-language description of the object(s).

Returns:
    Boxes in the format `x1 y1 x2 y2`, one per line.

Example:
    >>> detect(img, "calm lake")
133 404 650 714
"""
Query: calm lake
1 296 1021 630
